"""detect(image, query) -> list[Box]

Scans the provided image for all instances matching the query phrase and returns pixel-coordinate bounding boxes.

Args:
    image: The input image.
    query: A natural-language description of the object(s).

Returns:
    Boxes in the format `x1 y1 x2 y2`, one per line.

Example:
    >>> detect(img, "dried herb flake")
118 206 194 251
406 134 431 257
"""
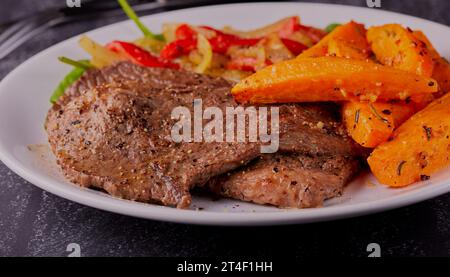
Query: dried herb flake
397 161 407 176
423 126 432 141
355 109 360 124
369 104 390 124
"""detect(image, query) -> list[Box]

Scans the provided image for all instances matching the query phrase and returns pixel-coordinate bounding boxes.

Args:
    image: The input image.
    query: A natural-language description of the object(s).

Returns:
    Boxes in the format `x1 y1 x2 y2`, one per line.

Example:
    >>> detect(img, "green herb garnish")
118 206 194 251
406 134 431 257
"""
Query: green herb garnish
325 23 341 33
50 58 92 104
118 0 165 41
58 56 92 70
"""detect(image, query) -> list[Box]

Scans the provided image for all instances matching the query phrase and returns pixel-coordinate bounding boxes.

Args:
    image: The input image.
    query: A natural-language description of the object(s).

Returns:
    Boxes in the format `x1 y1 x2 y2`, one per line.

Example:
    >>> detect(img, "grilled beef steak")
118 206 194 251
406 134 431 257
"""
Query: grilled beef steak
46 62 363 208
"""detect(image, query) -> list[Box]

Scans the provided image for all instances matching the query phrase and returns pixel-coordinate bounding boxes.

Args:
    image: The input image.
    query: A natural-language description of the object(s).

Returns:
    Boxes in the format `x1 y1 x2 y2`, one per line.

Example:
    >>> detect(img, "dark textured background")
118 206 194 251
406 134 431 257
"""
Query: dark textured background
0 0 449 257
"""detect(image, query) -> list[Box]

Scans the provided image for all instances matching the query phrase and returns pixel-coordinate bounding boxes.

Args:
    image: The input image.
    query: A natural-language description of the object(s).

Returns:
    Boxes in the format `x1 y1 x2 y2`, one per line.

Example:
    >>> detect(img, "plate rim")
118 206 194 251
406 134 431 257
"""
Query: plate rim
0 2 449 226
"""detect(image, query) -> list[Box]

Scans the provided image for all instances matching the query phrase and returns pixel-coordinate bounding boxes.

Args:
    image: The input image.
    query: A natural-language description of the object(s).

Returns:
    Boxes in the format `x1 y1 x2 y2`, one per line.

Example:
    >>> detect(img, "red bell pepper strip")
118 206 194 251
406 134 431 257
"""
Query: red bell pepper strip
160 24 198 60
280 38 308 55
161 24 262 59
175 24 197 40
159 38 197 60
107 40 179 69
200 26 261 54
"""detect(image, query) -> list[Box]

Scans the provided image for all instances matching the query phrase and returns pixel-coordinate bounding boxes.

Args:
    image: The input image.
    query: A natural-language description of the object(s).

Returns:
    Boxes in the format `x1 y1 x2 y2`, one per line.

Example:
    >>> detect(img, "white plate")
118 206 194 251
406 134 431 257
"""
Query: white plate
0 2 449 226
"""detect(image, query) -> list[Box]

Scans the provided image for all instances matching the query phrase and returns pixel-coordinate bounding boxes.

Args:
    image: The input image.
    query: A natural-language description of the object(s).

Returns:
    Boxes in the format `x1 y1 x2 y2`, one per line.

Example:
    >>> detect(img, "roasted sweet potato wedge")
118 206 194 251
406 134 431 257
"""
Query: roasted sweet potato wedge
432 59 450 94
327 38 369 60
413 30 450 94
231 57 439 104
299 21 370 59
342 102 416 148
343 102 394 148
367 24 435 77
368 93 450 187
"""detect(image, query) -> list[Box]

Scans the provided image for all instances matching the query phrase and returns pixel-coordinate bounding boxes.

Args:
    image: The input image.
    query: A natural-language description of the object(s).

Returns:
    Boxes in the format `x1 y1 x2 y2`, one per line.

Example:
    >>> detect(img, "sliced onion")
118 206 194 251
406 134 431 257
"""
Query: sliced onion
222 16 300 38
79 36 124 68
195 34 213 74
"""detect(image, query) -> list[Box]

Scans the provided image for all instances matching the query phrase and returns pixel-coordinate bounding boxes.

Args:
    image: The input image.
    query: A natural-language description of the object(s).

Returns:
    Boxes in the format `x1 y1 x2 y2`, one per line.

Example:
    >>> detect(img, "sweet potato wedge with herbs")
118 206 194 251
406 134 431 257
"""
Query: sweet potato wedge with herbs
367 24 435 77
368 93 450 187
231 57 438 104
413 30 450 94
343 102 394 148
299 21 370 59
342 102 416 148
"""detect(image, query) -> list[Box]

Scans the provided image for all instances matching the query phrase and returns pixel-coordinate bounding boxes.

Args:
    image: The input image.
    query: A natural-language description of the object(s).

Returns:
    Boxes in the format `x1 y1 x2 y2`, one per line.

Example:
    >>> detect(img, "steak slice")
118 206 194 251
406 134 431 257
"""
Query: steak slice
46 79 259 208
277 103 365 157
206 154 360 208
46 62 364 208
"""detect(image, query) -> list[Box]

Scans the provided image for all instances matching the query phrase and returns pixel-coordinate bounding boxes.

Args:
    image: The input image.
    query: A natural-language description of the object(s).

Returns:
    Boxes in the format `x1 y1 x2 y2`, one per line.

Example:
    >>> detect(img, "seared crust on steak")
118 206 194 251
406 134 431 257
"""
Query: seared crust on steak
52 61 229 110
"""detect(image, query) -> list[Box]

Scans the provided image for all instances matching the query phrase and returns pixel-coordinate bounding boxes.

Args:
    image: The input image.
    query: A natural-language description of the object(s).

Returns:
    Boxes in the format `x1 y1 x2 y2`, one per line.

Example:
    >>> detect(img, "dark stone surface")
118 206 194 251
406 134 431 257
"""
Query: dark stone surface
0 0 449 257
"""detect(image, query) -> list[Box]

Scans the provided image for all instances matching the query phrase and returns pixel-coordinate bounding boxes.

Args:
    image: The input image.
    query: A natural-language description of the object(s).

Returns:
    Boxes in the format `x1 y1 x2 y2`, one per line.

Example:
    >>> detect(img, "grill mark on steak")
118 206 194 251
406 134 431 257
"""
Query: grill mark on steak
46 62 364 208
